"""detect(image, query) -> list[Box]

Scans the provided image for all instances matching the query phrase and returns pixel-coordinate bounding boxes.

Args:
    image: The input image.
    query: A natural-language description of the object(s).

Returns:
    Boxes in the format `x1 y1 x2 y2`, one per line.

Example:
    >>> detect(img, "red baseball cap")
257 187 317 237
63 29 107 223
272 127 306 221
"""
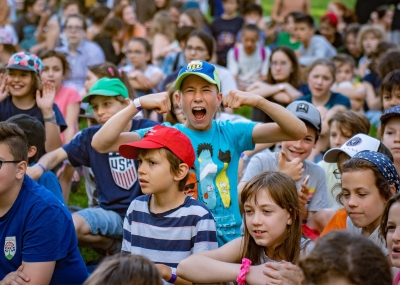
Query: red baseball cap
119 125 195 168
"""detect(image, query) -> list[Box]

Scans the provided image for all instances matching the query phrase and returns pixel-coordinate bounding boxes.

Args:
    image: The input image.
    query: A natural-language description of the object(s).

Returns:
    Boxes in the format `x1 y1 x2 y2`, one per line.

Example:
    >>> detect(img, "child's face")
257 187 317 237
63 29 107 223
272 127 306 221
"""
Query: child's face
127 41 150 68
385 202 400 268
382 87 400 111
381 117 400 163
319 21 336 40
169 7 180 26
0 143 25 195
241 30 258 55
270 50 293 82
41 56 64 89
184 36 210 63
345 33 360 57
342 169 387 234
281 124 317 162
244 11 261 25
7 69 34 97
178 13 194 28
29 0 45 16
222 0 238 15
90 95 129 125
243 190 291 250
294 22 314 43
284 16 296 34
122 6 136 25
308 65 334 99
84 70 99 94
175 75 222 131
329 121 352 148
362 32 379 55
334 63 353 84
137 149 177 195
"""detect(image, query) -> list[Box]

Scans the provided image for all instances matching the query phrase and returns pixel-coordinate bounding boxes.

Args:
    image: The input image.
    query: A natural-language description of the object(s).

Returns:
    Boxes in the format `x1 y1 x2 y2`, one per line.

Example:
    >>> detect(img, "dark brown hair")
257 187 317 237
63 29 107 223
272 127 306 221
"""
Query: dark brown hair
240 171 301 264
65 13 87 30
307 58 336 83
332 53 356 70
137 148 190 191
328 110 370 137
380 192 400 240
83 254 163 285
377 49 400 80
299 231 392 285
39 50 71 76
267 46 299 88
0 122 29 162
336 158 393 205
94 17 124 40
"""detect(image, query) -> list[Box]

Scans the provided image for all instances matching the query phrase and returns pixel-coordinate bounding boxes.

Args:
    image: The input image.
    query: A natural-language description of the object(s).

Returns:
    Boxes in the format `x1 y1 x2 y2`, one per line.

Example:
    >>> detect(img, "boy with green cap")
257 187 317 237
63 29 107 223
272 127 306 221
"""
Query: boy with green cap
27 78 157 254
92 60 306 246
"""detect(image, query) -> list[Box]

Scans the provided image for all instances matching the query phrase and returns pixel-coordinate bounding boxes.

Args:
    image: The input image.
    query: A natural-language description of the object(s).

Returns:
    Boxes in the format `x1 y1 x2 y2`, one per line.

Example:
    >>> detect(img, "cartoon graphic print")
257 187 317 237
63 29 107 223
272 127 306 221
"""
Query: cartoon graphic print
216 150 231 208
184 170 198 199
197 143 218 209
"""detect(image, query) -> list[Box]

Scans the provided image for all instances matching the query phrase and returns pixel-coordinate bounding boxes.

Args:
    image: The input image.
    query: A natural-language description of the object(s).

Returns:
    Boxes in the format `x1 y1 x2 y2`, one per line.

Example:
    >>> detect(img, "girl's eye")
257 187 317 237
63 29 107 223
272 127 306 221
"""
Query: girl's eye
387 225 396 231
342 192 350 197
150 161 156 165
358 193 367 197
263 210 271 214
244 209 253 214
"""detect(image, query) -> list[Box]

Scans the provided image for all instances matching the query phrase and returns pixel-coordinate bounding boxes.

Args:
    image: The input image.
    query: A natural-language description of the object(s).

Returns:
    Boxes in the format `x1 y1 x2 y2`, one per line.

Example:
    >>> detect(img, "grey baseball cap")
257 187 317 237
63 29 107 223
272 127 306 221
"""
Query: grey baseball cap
286 101 321 132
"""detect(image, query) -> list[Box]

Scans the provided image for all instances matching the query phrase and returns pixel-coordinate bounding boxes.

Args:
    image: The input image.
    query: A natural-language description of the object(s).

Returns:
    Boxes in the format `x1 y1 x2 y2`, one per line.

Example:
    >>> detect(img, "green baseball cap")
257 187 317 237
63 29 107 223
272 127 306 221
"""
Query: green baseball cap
82 78 129 103
175 60 221 91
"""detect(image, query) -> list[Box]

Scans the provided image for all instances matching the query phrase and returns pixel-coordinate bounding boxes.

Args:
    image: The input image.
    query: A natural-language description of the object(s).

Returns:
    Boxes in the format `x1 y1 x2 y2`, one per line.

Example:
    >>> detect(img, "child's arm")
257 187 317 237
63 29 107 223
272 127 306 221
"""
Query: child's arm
37 82 62 152
224 90 306 143
92 92 170 153
331 85 366 101
26 148 69 180
271 0 284 24
155 264 191 285
63 102 80 144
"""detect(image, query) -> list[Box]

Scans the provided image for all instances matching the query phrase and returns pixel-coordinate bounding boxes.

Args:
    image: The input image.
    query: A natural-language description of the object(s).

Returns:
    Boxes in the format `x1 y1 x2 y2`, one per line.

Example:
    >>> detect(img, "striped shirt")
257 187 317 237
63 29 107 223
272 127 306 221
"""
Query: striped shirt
122 195 218 269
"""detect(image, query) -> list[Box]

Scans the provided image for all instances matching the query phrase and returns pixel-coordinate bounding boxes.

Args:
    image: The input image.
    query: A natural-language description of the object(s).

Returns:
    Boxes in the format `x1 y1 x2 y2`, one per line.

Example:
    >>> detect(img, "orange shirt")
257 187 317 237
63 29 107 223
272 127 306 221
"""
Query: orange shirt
320 208 348 236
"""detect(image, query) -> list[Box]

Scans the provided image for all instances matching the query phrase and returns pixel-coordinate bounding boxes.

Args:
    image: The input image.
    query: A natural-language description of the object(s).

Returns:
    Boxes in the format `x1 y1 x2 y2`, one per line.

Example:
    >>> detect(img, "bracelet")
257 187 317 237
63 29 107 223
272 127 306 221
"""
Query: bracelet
236 258 252 285
36 163 46 173
43 112 56 123
167 267 177 284
133 98 142 111
240 153 249 161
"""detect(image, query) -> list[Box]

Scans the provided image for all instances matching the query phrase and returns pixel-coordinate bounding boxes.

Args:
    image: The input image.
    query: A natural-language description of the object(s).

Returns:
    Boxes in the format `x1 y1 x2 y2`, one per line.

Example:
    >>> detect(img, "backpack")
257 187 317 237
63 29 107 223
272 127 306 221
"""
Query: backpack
233 46 267 62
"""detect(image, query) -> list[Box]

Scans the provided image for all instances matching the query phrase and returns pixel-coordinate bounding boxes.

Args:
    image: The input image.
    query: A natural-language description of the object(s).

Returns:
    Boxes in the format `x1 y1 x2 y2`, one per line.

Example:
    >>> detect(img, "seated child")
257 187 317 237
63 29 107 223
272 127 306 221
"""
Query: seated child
380 105 400 175
227 24 270 90
239 100 329 221
0 122 87 284
299 231 392 285
276 11 302 50
331 54 366 111
294 13 337 66
6 114 64 203
381 70 400 111
84 254 163 285
119 125 218 284
338 150 399 255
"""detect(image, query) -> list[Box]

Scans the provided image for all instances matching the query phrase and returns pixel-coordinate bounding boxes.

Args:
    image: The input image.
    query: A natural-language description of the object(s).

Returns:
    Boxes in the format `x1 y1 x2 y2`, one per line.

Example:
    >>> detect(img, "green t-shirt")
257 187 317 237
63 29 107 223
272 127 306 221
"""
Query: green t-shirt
277 32 301 50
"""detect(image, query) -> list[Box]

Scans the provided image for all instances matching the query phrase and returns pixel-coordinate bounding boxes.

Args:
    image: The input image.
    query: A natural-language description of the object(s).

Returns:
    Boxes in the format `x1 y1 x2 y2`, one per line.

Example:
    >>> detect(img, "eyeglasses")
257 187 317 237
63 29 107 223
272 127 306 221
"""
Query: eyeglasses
65 26 84 32
185 46 207 53
333 169 341 179
0 160 21 169
126 50 145 55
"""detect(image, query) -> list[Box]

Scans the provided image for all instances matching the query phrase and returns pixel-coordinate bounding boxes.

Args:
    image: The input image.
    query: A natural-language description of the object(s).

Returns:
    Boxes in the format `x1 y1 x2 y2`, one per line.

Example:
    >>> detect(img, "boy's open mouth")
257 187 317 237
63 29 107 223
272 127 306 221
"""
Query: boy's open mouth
192 107 206 120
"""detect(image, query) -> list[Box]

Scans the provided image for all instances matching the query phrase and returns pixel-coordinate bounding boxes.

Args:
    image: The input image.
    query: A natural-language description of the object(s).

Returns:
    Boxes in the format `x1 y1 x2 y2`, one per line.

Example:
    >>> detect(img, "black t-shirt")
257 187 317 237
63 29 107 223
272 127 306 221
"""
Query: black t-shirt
93 36 124 65
211 16 244 67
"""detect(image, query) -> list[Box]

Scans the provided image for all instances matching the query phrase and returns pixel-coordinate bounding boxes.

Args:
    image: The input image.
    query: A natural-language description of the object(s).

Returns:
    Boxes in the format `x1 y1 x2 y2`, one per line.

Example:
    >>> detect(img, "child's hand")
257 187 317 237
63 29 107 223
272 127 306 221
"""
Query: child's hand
139 92 170 113
277 151 304 181
0 74 9 102
264 261 304 285
37 81 56 116
223 90 262 109
0 265 30 285
298 182 309 208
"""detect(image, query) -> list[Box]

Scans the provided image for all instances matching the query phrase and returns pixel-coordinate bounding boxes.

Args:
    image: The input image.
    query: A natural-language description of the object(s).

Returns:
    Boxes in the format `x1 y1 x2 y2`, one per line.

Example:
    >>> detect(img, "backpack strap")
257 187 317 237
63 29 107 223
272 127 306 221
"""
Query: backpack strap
260 47 266 62
234 46 239 62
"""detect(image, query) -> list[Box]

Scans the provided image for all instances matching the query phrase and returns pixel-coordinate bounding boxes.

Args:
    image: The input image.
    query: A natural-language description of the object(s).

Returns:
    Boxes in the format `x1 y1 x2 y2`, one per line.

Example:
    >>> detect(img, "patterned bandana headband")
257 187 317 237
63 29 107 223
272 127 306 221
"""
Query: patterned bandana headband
352 150 400 193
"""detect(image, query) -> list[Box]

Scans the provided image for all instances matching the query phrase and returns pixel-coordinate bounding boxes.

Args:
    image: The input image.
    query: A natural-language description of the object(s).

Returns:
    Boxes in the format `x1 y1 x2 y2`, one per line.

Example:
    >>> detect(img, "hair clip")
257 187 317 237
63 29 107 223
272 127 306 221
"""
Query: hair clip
108 67 115 76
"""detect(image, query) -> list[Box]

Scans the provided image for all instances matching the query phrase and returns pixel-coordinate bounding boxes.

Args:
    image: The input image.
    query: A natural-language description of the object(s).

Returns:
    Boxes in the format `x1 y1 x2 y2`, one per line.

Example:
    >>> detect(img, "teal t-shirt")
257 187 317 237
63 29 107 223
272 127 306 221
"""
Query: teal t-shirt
135 120 256 246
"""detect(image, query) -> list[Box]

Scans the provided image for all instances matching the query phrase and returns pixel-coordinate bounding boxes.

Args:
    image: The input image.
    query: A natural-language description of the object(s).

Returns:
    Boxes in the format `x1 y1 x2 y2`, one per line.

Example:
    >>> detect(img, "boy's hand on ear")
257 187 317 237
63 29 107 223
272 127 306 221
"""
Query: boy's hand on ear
139 92 170 113
277 151 304 181
37 81 56 117
0 73 9 102
224 90 262 109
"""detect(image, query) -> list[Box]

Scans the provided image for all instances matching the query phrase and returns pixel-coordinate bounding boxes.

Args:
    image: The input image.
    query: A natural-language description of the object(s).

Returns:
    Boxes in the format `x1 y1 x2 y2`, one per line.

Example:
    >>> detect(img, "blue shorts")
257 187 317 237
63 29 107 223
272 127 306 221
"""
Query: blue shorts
74 207 123 239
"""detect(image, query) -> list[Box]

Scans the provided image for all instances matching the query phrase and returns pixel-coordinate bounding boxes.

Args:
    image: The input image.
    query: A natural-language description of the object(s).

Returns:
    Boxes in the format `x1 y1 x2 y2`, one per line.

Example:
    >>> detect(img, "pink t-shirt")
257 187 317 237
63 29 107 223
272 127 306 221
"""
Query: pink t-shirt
54 86 81 144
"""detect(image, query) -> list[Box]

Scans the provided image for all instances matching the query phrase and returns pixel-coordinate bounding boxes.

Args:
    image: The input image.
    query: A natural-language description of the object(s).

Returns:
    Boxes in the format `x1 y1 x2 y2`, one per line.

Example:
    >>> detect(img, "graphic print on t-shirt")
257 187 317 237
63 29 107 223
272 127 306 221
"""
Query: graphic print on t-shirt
4 237 16 260
108 152 137 190
216 150 231 208
197 143 218 209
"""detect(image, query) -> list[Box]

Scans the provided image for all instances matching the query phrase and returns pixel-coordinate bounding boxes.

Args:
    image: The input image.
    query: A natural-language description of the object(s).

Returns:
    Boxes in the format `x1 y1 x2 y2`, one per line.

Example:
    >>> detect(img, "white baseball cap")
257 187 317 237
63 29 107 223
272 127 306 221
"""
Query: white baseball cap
323 133 381 163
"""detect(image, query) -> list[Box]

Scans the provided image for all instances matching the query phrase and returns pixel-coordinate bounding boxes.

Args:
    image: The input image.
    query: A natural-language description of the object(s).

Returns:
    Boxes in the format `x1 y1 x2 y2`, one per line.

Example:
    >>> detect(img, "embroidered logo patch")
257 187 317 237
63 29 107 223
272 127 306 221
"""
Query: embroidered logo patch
4 236 16 260
109 152 137 190
187 60 203 71
296 103 309 113
346 137 362 147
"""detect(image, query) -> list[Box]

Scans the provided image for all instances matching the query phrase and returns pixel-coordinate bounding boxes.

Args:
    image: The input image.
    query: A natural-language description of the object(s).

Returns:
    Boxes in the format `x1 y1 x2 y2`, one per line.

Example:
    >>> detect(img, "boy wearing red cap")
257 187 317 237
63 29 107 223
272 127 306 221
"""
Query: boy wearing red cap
119 125 217 285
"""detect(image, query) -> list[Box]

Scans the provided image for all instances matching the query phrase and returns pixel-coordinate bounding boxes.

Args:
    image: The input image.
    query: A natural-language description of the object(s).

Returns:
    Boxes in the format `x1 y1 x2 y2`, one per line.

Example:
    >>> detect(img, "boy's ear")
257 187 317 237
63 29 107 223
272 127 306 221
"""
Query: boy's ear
174 92 181 106
15 161 27 179
217 91 223 105
174 163 190 181
28 146 37 159
390 185 397 196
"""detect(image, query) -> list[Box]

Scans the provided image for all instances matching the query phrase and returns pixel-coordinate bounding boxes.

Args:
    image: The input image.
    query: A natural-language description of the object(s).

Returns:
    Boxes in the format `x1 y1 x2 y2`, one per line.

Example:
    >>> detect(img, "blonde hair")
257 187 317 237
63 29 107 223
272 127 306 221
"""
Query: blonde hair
149 10 176 43
356 24 385 54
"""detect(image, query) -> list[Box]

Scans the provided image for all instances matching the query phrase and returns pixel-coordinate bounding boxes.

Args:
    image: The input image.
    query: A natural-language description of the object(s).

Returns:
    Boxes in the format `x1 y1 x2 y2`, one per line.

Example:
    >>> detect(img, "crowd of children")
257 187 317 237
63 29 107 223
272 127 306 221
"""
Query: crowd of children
2 0 400 284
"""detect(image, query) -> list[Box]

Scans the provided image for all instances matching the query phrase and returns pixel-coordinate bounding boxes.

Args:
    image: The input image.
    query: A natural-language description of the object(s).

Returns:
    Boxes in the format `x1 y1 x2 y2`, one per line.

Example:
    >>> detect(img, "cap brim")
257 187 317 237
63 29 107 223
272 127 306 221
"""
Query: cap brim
82 91 121 103
323 148 354 163
175 72 219 91
119 140 166 159
297 115 321 132
381 112 400 124
7 64 35 73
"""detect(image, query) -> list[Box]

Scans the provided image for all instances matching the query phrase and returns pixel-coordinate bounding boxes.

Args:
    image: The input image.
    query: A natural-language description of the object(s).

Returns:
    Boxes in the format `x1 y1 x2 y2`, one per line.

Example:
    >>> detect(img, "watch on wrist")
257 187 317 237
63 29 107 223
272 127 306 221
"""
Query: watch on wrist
43 112 56 123
133 98 143 111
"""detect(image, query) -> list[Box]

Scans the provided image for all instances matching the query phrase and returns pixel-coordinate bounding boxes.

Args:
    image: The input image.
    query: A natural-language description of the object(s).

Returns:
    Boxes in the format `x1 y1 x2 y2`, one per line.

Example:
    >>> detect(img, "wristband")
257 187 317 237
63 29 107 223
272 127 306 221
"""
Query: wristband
43 112 56 123
240 152 249 161
133 98 142 111
236 258 252 285
36 163 46 173
167 267 177 284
